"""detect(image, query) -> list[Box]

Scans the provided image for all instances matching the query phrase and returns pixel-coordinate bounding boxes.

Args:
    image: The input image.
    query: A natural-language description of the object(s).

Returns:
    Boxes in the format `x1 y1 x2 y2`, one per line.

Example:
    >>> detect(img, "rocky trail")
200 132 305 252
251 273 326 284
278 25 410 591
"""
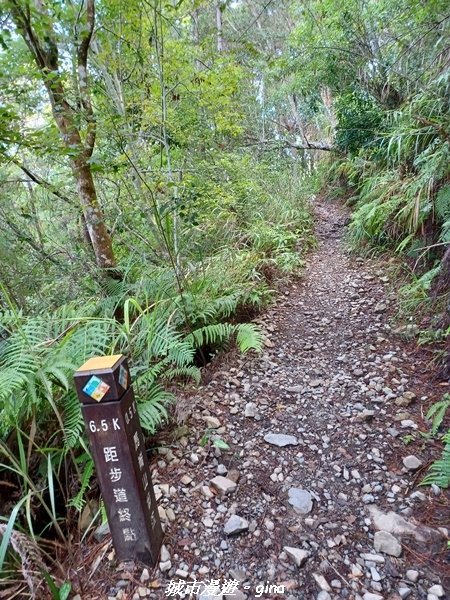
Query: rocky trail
89 200 449 600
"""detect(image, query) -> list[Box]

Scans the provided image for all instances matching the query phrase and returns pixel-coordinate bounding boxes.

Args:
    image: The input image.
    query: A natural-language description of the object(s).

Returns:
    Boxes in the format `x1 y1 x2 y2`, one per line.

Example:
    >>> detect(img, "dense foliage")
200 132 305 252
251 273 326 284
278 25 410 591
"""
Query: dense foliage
1 0 449 594
284 0 450 489
0 2 316 590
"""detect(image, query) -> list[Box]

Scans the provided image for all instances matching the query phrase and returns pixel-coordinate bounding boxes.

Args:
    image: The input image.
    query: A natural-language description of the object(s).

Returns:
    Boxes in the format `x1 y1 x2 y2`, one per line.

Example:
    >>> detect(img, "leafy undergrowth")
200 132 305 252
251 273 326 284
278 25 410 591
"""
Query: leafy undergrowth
318 69 450 496
0 159 315 598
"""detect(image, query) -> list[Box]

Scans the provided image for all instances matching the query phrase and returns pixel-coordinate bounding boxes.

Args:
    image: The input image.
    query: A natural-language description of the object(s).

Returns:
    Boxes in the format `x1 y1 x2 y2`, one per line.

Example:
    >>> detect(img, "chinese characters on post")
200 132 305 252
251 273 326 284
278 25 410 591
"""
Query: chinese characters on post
74 355 163 565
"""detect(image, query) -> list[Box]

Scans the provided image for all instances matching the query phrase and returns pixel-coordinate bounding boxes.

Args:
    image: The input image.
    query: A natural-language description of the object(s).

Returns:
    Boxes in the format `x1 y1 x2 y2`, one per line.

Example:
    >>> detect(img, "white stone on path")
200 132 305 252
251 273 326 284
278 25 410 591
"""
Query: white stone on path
360 553 385 563
283 546 309 567
288 488 313 514
403 455 423 470
406 570 419 583
264 433 298 447
312 574 331 592
374 530 402 557
428 584 445 597
244 402 257 417
160 545 170 562
204 416 221 429
210 476 237 495
224 515 249 536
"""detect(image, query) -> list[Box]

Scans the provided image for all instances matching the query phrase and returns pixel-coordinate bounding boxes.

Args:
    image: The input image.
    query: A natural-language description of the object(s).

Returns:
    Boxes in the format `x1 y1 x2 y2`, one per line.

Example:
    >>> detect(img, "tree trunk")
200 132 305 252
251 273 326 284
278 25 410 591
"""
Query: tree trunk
72 159 116 268
8 0 117 272
216 3 224 52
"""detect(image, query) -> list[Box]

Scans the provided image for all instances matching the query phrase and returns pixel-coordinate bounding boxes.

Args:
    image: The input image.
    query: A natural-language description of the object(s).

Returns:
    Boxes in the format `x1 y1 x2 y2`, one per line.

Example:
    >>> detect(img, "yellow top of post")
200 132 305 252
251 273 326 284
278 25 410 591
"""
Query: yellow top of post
77 354 123 372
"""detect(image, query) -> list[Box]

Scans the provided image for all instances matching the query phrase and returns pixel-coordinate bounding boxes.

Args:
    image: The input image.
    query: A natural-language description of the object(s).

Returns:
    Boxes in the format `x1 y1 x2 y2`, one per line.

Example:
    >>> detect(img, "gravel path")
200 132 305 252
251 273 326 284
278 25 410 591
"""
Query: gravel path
103 200 449 600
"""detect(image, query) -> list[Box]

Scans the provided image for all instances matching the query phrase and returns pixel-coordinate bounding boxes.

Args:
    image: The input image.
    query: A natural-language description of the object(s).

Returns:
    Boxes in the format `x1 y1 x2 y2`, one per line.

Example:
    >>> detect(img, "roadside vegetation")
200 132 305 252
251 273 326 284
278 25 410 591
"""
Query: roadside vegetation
0 2 316 594
1 0 449 595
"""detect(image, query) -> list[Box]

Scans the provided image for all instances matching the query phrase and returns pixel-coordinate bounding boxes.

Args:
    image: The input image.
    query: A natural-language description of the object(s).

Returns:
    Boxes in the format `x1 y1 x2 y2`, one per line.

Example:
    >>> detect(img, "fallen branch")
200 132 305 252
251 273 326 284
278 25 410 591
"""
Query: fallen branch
243 137 334 151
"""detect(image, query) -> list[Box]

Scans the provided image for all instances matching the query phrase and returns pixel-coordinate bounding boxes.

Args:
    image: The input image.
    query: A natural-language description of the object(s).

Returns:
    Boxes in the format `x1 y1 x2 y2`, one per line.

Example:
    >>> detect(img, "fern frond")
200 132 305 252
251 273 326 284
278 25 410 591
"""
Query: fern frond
421 430 450 488
137 386 174 433
435 185 450 222
162 366 201 383
62 391 84 449
235 323 263 353
426 395 450 437
186 322 262 354
187 323 235 348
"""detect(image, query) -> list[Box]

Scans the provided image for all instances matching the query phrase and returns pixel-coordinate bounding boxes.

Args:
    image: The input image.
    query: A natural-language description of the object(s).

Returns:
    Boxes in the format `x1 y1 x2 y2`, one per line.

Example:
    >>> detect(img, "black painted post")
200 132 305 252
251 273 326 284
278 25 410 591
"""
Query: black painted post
74 355 163 565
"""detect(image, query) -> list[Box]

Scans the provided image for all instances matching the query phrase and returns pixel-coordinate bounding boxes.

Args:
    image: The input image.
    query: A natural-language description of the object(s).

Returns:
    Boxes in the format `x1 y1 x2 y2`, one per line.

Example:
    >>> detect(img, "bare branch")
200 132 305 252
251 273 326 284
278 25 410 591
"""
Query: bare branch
8 0 52 72
0 211 61 265
8 158 77 206
77 0 96 156
244 137 334 152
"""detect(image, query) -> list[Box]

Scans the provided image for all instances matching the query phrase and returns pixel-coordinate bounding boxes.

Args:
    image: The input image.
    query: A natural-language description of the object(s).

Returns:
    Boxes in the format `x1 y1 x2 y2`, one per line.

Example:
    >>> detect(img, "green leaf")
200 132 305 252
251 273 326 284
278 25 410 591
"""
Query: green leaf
213 438 230 450
59 581 72 600
0 496 28 571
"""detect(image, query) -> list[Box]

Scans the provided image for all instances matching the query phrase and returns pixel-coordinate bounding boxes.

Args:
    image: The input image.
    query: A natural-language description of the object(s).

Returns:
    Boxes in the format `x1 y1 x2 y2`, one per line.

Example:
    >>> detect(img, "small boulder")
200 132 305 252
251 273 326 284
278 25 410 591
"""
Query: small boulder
374 302 387 313
244 402 257 418
283 546 309 567
403 455 423 471
374 530 402 557
204 416 221 429
428 584 445 598
312 574 331 592
210 476 237 495
288 488 313 515
224 515 249 536
264 433 298 447
406 570 419 583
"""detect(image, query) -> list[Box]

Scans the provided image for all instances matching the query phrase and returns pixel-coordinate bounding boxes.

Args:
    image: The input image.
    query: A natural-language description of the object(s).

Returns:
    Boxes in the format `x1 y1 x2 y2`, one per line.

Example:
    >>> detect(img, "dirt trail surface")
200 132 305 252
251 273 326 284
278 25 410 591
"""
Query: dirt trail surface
98 200 449 600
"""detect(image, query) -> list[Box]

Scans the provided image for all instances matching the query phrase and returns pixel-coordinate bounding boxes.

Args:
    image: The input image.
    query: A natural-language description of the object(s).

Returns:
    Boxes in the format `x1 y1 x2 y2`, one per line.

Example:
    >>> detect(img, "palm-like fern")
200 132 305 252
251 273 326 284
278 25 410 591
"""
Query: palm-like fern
1 282 263 442
186 322 263 353
0 259 265 528
422 430 450 488
0 307 112 438
426 395 450 437
349 72 450 254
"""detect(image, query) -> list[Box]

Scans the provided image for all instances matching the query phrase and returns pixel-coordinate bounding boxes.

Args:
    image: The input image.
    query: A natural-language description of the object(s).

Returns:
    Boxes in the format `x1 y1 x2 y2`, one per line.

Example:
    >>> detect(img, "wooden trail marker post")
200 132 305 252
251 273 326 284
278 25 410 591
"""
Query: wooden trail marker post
74 355 163 564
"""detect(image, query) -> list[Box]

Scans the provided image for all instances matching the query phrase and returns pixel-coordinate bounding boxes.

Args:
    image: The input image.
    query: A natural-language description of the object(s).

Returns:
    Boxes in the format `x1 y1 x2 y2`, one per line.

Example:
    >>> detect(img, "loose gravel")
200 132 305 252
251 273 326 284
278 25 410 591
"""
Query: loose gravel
98 200 449 600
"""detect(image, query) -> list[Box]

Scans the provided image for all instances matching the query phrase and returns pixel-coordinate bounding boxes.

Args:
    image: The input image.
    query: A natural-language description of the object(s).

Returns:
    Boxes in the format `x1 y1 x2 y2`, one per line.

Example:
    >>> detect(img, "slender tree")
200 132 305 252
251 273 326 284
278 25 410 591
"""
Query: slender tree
6 0 117 270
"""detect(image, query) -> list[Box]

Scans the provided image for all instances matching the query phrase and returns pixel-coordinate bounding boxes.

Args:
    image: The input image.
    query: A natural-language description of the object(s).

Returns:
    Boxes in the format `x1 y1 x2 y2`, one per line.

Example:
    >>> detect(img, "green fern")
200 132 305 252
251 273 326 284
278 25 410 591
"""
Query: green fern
0 307 113 440
1 266 264 522
398 266 440 314
186 322 263 353
347 72 450 255
235 323 264 353
62 391 84 450
426 395 450 437
435 185 450 223
137 385 172 433
422 430 450 488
